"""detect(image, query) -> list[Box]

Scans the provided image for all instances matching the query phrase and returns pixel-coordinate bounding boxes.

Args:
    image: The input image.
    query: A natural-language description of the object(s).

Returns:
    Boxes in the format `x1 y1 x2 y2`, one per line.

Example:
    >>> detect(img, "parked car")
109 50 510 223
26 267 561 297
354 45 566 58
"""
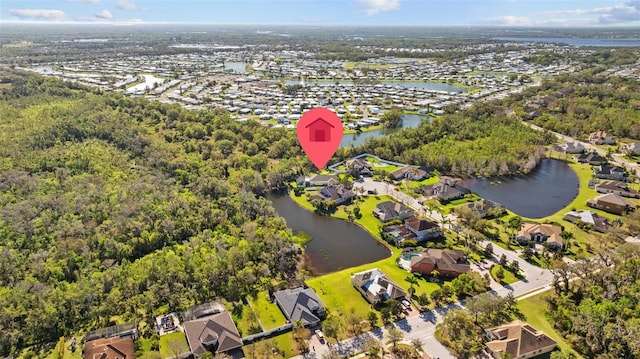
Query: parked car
402 299 412 309
315 330 325 343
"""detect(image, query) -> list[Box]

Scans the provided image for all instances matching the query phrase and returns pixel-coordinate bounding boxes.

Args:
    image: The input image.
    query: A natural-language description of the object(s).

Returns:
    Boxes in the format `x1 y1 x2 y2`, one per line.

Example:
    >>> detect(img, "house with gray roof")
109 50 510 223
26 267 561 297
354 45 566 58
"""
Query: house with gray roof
273 287 326 327
183 311 243 357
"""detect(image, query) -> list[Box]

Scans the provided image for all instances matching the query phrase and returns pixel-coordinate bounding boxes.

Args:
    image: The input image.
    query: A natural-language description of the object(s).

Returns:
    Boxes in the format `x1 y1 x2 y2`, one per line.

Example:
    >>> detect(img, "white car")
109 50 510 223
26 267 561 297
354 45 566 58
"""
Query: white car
402 299 412 309
315 330 325 343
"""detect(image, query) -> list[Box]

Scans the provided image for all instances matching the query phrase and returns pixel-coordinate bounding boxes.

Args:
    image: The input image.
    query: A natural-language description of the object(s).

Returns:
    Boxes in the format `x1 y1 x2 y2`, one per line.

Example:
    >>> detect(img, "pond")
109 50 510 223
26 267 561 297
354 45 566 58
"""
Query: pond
462 159 579 218
266 193 390 275
223 61 248 74
341 114 428 147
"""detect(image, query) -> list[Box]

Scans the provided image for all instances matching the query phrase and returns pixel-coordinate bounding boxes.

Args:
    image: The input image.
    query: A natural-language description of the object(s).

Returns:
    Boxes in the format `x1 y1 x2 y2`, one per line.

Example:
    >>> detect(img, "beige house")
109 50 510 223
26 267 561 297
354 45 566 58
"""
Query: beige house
588 130 615 145
485 320 557 359
516 223 563 250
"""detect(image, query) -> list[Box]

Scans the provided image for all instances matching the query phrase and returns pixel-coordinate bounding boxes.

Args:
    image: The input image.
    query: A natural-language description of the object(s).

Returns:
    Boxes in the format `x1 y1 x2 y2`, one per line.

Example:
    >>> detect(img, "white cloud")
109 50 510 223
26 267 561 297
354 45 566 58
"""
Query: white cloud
357 0 400 16
116 0 142 10
490 1 639 26
66 0 101 4
95 10 113 20
9 9 67 21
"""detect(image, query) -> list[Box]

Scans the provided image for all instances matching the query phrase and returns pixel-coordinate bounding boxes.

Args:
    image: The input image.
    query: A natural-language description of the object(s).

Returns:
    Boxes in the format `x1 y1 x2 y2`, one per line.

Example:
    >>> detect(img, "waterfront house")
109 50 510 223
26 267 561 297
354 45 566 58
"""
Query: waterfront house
315 185 354 205
346 158 373 176
575 152 608 165
557 141 584 154
405 218 442 241
307 174 338 187
460 199 505 219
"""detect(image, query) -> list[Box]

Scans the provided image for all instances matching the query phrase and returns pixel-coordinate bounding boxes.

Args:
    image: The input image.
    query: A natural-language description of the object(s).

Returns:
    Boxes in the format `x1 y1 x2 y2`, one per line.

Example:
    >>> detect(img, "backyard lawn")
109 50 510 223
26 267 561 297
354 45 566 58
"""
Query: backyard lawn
247 291 288 330
517 290 581 357
159 332 190 359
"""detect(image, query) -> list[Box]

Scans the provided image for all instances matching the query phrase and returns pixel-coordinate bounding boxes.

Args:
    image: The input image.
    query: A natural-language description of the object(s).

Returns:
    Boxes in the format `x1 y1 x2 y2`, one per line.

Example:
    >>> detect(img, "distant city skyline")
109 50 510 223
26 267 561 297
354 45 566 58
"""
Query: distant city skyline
2 0 639 27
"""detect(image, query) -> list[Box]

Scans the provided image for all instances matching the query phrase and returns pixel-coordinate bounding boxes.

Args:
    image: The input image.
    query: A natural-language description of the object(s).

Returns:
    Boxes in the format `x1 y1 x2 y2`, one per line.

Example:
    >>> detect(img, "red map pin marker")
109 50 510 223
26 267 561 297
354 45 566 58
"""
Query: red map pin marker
297 108 344 170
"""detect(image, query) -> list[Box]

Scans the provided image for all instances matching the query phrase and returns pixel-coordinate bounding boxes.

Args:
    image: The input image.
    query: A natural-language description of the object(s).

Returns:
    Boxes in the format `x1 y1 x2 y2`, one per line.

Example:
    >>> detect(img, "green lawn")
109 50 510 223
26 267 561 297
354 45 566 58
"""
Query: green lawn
271 331 301 358
489 264 519 285
306 249 441 324
517 291 581 357
159 332 189 359
247 291 288 330
335 195 392 238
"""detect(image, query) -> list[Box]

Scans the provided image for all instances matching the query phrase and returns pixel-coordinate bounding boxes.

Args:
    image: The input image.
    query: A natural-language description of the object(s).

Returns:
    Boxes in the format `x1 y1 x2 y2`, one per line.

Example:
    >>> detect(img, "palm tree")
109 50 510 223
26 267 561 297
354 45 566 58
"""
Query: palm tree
404 275 419 298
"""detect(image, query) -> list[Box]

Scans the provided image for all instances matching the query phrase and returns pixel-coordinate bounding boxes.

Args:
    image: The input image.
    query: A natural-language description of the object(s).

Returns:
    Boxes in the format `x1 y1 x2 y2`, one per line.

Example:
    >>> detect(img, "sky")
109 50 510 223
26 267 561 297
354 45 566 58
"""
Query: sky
1 0 639 27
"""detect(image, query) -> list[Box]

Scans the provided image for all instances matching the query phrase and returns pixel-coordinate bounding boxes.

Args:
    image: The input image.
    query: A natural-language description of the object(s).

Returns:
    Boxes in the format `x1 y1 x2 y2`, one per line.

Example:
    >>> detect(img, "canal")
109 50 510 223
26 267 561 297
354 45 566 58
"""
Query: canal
266 193 390 275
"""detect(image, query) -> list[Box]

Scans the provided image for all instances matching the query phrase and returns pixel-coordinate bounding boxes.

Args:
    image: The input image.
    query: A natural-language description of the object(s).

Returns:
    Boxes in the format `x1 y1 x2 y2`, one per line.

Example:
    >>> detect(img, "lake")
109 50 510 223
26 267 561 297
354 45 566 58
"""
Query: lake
341 114 428 147
492 37 640 47
462 159 579 218
267 193 390 275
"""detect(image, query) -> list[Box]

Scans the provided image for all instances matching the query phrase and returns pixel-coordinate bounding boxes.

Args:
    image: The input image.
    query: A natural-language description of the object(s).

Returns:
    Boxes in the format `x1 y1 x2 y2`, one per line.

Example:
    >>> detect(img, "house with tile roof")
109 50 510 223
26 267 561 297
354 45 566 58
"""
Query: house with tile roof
405 218 442 241
83 337 136 359
409 249 470 277
273 287 326 327
516 223 563 250
485 320 557 359
587 193 632 215
183 311 243 357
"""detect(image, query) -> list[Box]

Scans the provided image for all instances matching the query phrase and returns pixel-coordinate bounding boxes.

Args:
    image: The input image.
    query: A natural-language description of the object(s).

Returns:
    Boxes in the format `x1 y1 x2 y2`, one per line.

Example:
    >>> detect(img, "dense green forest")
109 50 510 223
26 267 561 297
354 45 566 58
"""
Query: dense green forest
341 101 555 177
520 72 640 140
0 72 310 355
547 244 640 358
0 70 572 355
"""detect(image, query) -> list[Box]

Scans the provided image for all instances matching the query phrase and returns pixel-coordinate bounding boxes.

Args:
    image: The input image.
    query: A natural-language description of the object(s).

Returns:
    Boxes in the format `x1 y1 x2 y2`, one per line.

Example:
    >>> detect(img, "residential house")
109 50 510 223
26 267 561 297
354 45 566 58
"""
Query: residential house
595 180 640 198
346 158 373 177
485 320 557 359
390 165 428 181
405 218 442 241
420 179 468 203
315 185 354 205
588 130 615 145
183 311 243 357
557 141 584 154
621 142 640 156
381 224 417 245
83 337 136 359
273 287 326 327
593 165 627 181
575 152 608 165
409 249 470 277
563 210 612 233
307 174 338 187
587 193 631 215
516 223 563 250
373 201 414 222
461 199 506 219
351 268 407 305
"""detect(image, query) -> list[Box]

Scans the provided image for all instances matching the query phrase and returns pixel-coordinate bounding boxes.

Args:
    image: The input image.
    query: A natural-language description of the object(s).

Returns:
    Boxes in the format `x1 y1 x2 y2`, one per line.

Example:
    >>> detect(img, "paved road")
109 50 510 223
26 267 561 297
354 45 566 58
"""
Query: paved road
296 178 555 359
526 123 640 176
